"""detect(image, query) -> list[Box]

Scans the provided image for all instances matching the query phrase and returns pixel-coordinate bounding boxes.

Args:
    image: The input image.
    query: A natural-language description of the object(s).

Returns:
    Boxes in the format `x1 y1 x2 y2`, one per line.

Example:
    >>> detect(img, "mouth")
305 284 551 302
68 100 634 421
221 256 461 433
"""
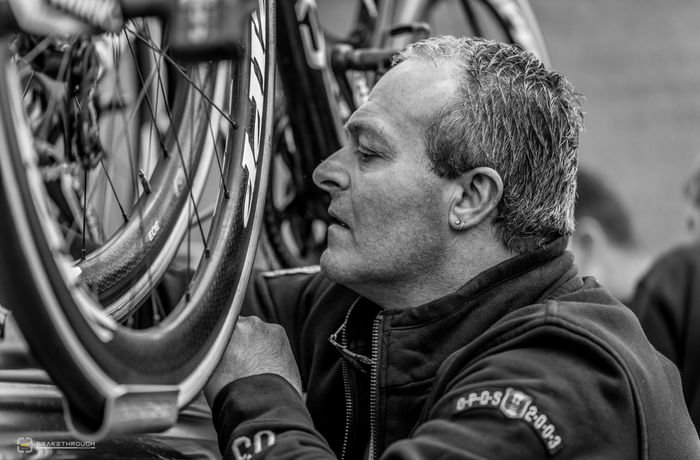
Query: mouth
328 210 349 229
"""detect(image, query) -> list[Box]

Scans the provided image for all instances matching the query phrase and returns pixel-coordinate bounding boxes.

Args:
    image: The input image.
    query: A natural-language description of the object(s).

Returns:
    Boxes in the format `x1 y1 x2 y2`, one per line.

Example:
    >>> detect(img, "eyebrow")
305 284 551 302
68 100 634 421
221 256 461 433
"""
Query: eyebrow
345 118 393 150
345 117 372 136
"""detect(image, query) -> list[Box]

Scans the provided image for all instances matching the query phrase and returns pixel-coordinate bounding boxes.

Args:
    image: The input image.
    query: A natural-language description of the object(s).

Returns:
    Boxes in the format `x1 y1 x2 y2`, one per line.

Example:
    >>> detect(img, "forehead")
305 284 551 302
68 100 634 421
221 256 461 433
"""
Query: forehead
346 60 459 142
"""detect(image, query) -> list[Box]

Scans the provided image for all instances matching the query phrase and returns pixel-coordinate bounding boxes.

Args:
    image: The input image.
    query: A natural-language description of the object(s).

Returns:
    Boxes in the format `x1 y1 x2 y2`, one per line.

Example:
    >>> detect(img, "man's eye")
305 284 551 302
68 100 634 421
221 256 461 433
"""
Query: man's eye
357 146 377 162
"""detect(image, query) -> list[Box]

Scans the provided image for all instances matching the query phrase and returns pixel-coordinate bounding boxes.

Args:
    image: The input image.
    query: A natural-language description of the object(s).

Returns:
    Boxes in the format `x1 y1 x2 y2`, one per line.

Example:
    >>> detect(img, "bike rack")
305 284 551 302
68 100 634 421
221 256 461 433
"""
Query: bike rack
64 384 180 440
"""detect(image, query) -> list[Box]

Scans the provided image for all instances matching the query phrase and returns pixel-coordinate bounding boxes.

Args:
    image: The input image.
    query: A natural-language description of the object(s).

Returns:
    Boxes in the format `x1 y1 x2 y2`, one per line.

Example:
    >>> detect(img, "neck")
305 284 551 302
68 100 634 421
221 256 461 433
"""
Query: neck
350 238 515 310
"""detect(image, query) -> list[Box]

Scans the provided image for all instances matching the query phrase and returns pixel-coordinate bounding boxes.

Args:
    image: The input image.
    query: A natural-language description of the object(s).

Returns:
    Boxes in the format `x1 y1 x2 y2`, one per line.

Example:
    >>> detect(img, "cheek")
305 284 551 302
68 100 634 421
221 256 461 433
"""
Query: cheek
353 180 418 228
357 192 402 228
354 177 445 241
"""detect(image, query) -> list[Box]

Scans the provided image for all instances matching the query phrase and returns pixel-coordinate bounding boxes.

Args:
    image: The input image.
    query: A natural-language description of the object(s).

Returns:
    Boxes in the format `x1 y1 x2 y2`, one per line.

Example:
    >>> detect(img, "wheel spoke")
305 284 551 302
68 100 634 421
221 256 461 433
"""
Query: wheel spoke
124 25 239 130
99 158 129 223
81 167 89 260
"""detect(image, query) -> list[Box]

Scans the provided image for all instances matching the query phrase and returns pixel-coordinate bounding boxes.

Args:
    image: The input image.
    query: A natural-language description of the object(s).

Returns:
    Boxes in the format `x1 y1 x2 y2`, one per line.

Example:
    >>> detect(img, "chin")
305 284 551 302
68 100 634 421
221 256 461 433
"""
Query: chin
319 250 342 283
319 250 360 285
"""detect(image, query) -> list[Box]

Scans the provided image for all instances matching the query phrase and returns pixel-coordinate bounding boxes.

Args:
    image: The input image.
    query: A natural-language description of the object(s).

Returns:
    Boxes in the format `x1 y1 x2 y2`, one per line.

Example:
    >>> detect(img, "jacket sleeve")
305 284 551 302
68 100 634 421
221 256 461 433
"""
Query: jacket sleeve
211 374 336 459
381 325 638 459
212 268 339 459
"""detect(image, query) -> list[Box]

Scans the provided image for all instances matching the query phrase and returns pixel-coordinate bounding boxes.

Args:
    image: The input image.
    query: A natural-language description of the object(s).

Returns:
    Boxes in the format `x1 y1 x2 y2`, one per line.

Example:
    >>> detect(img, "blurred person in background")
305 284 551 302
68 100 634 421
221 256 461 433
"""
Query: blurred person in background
683 155 700 241
630 154 700 431
569 169 652 304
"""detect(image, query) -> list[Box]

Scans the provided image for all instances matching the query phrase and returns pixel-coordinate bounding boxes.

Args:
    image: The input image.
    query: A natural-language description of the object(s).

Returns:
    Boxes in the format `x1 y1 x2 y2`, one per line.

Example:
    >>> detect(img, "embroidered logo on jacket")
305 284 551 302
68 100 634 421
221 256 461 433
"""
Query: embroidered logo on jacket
231 430 276 460
455 387 564 455
500 388 532 418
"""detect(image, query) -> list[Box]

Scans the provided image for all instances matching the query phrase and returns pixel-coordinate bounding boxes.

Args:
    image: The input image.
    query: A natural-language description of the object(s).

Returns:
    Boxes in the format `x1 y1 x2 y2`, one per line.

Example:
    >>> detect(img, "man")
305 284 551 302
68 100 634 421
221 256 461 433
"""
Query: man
630 154 700 432
205 36 700 459
569 169 652 303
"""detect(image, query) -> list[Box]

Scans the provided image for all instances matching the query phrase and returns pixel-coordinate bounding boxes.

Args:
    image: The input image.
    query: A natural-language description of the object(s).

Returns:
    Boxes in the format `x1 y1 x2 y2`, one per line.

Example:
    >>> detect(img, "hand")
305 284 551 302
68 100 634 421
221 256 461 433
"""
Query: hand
7 0 120 35
204 316 303 404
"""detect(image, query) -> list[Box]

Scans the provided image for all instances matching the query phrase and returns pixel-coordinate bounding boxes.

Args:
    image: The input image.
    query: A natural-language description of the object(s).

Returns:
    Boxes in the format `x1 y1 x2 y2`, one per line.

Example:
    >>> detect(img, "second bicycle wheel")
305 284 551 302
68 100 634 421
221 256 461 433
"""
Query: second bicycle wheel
0 0 275 439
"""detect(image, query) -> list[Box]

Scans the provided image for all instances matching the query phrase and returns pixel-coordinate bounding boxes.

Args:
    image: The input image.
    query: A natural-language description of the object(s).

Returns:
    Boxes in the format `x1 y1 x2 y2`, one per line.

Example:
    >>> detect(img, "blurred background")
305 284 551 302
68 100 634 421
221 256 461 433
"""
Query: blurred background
318 0 700 258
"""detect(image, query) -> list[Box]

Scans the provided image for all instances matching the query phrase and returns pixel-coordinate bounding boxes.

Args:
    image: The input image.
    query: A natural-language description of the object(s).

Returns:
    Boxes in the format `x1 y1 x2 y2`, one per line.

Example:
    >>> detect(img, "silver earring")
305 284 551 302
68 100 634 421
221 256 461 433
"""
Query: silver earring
455 219 462 226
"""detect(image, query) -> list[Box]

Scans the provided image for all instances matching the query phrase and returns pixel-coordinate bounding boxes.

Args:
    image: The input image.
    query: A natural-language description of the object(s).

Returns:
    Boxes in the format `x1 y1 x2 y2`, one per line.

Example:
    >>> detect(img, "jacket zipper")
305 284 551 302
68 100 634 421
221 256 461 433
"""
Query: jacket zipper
340 358 352 460
339 298 360 460
368 313 383 460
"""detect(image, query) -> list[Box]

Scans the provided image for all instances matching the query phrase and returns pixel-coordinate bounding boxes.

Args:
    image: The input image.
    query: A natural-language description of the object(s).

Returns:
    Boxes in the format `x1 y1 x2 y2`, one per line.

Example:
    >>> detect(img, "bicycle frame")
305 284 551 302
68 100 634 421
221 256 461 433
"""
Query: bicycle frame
377 0 549 64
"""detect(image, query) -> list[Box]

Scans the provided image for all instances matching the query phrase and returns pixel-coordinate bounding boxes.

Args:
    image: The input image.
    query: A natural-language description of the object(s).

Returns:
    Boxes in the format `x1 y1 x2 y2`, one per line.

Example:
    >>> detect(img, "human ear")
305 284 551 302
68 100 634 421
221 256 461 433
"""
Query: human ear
569 216 606 268
686 204 700 241
449 167 503 231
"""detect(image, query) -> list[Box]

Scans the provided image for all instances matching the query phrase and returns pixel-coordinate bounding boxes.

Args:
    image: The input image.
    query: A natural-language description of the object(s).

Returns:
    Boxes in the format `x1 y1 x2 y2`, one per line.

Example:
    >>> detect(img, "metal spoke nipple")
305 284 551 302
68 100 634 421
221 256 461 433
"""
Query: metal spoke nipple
138 169 152 194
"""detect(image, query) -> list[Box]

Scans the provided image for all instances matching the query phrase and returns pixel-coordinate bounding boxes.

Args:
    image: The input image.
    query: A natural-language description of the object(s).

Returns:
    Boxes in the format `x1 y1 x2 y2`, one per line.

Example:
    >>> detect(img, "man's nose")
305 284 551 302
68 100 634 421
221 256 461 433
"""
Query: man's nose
312 147 350 193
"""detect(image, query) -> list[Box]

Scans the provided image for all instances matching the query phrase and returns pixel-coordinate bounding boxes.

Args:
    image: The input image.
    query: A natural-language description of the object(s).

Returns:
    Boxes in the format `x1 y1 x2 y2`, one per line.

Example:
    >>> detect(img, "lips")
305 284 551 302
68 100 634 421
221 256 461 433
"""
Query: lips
328 209 349 228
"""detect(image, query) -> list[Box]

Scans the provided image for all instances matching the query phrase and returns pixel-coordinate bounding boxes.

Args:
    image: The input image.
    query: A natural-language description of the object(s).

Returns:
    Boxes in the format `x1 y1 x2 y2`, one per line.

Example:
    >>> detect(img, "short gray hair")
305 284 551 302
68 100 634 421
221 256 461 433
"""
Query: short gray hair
394 36 584 253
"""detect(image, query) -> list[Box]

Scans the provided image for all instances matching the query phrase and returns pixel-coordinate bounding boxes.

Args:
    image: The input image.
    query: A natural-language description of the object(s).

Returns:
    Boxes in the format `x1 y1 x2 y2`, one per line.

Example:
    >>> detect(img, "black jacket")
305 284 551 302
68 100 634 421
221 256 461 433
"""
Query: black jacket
211 238 700 459
631 241 700 433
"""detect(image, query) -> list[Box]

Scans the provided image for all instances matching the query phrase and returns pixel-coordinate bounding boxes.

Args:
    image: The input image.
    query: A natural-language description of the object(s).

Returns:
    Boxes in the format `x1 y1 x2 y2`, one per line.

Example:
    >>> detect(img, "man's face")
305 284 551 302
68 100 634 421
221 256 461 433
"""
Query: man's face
312 60 459 289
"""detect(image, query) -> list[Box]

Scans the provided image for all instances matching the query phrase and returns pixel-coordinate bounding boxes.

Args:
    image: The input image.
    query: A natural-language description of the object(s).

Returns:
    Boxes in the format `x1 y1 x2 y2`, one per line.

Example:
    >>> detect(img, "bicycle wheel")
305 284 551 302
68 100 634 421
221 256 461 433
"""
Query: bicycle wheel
10 24 218 321
0 0 275 439
260 92 335 269
259 0 359 270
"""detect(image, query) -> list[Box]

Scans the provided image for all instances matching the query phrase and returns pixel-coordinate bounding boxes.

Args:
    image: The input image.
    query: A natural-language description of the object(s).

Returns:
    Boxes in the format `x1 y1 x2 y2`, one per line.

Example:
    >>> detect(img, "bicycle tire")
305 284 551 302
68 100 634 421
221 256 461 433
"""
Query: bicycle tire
261 99 332 268
77 55 222 319
11 25 222 320
0 0 274 438
259 0 357 269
